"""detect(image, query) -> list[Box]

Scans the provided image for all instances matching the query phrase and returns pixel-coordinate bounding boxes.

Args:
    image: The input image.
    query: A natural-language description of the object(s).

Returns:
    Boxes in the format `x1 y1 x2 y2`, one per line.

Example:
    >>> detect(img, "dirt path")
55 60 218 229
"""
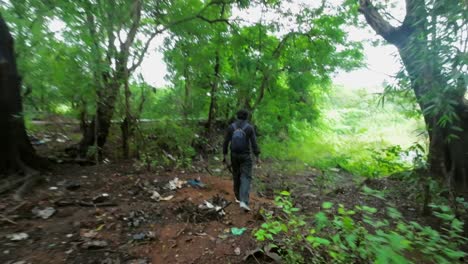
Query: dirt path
0 163 272 264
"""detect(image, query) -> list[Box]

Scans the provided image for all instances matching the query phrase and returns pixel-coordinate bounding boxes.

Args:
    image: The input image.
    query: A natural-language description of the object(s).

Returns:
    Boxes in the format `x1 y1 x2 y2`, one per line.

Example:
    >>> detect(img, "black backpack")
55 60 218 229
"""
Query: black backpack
231 122 249 153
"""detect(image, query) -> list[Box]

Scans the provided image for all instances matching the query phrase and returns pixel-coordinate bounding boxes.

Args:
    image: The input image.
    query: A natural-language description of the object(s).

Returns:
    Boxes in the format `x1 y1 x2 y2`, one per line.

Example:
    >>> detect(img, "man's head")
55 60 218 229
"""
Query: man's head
236 109 249 120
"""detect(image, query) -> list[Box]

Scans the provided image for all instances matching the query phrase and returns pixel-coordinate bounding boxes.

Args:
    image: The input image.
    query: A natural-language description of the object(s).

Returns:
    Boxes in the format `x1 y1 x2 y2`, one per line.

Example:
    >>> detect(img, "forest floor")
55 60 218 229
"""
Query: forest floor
0 160 429 264
0 161 275 264
0 127 433 264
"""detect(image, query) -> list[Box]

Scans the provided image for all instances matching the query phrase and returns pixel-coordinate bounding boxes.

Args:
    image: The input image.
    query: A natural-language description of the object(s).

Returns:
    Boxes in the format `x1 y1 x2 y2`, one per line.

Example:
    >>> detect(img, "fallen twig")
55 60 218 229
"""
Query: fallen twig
0 214 17 225
5 201 27 215
54 199 117 207
175 219 190 238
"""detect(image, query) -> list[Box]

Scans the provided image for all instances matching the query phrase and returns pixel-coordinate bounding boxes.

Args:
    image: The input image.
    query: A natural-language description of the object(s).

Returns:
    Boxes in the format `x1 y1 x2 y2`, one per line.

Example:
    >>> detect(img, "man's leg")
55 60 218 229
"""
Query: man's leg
231 154 241 201
239 154 253 205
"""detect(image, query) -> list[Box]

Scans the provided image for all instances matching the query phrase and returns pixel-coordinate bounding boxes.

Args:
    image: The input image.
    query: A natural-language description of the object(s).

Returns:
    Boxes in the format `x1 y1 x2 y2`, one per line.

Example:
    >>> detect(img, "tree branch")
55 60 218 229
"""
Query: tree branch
129 31 158 72
121 0 142 56
196 15 231 25
402 0 426 30
358 0 408 46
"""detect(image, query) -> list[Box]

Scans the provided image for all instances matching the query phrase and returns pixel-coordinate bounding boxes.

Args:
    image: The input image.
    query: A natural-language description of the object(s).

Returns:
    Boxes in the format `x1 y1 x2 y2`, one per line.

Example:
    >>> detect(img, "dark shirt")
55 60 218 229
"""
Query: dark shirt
223 119 260 156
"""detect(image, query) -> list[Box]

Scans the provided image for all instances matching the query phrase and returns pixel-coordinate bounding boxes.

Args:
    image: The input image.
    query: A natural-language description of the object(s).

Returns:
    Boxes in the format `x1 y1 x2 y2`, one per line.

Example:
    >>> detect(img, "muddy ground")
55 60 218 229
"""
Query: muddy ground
0 127 452 264
0 161 279 264
0 159 434 264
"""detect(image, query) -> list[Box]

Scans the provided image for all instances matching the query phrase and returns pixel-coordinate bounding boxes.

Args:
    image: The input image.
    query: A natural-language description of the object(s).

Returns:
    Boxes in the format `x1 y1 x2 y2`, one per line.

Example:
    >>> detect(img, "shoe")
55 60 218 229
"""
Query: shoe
235 198 240 203
240 202 251 212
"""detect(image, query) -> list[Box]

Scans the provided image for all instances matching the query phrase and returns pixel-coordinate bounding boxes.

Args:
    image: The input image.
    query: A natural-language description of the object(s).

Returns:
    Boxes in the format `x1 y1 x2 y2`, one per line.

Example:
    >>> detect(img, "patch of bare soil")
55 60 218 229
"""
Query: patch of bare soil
0 162 273 264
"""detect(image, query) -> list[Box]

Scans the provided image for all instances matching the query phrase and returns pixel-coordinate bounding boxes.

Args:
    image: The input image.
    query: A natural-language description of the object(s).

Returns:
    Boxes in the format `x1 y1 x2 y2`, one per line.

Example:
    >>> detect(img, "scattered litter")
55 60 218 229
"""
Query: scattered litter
244 244 283 263
93 193 110 203
167 177 186 190
30 135 46 145
199 201 215 209
213 168 222 173
234 247 241 256
80 229 98 239
66 234 73 238
217 234 229 240
187 179 205 189
132 233 146 241
82 240 108 249
176 195 230 223
65 180 81 191
65 249 73 254
160 195 174 201
49 186 58 191
32 207 56 219
132 231 156 241
151 191 161 201
231 227 247 236
6 233 29 241
123 210 150 228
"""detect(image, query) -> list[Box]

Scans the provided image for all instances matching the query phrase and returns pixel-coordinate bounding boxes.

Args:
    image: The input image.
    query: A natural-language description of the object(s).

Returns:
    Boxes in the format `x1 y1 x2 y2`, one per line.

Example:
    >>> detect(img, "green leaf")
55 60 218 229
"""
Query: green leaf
322 202 333 209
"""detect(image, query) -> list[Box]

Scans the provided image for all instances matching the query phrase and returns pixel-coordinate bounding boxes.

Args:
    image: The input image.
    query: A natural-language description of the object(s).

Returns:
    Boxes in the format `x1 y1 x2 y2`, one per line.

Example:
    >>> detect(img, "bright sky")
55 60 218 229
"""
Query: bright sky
137 1 403 90
332 27 402 91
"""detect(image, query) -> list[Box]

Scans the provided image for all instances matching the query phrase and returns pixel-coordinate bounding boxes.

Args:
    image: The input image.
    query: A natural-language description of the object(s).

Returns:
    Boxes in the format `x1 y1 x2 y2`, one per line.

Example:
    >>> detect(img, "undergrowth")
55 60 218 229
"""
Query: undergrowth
254 189 467 264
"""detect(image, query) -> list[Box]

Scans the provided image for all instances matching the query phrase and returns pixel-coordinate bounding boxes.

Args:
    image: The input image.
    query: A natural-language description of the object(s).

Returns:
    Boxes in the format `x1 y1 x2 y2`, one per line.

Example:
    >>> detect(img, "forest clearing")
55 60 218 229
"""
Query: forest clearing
0 0 467 263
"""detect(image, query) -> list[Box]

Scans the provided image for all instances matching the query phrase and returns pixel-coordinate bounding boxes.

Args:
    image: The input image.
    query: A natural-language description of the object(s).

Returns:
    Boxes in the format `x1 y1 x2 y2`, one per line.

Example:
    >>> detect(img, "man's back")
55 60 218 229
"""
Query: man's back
223 120 260 156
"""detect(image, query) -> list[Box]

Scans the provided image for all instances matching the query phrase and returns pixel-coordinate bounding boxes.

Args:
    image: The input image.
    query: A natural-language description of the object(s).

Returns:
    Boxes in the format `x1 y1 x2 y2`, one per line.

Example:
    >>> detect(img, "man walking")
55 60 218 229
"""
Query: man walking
223 110 260 212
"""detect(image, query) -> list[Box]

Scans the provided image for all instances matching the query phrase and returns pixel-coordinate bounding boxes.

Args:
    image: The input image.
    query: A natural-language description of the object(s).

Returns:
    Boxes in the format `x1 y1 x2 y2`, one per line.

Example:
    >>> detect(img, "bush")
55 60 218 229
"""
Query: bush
134 120 200 170
254 190 467 263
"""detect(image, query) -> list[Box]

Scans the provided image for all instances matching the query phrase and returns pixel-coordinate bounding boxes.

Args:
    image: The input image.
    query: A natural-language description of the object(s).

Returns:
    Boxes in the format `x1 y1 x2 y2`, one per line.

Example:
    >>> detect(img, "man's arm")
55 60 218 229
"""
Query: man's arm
249 125 260 157
222 125 233 161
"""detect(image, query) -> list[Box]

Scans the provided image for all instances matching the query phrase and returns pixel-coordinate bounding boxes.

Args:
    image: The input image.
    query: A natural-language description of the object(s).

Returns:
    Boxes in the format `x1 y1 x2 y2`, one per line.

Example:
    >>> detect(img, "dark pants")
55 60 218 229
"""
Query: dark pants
231 153 253 205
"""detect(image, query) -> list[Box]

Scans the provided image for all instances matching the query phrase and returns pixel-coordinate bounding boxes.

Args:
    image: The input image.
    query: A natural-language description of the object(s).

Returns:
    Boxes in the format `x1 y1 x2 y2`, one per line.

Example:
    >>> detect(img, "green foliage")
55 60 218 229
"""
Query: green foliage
134 120 200 170
163 0 363 130
255 191 467 263
261 86 426 177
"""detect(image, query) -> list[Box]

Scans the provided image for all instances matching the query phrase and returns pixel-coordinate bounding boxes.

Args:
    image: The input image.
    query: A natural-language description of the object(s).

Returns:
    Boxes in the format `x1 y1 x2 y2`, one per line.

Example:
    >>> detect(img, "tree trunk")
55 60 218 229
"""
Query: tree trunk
121 70 131 159
206 51 220 135
183 63 191 119
359 0 468 198
0 14 43 175
78 80 118 159
78 100 88 135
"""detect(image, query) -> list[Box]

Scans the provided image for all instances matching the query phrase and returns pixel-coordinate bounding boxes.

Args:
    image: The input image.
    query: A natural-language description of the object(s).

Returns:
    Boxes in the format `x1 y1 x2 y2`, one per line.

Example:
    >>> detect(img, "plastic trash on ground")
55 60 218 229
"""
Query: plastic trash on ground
231 227 247 236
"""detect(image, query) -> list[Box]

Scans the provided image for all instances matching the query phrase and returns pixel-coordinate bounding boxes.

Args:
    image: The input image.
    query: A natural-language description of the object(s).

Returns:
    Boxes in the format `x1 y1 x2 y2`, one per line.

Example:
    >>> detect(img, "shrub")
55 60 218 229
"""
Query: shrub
254 190 467 263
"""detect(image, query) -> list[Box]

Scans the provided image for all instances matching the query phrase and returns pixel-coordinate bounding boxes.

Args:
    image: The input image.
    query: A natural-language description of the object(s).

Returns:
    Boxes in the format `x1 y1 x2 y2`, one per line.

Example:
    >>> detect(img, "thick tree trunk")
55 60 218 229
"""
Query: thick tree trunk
397 33 468 199
0 14 42 174
359 0 468 198
427 109 468 197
